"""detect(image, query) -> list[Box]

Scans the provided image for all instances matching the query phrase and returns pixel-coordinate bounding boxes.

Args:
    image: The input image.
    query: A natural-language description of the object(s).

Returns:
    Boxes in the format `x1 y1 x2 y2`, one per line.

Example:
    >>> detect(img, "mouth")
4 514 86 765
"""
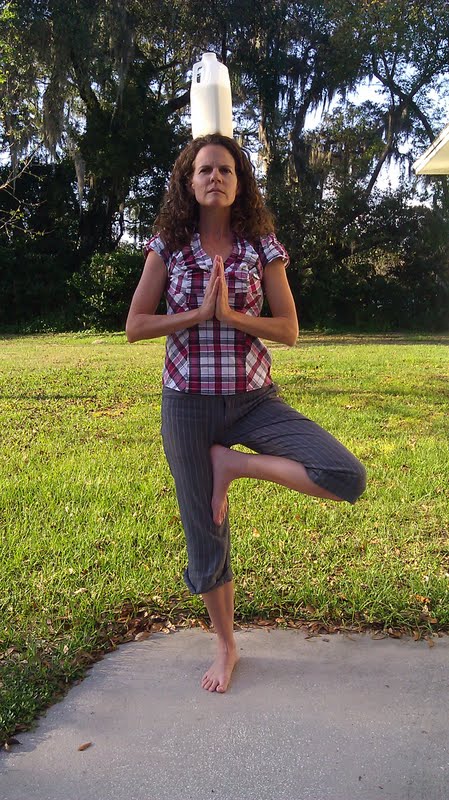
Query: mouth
207 189 225 194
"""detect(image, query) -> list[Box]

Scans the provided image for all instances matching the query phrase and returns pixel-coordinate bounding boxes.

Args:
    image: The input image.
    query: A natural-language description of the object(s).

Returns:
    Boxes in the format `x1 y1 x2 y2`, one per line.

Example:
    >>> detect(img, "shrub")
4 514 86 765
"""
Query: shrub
71 246 144 330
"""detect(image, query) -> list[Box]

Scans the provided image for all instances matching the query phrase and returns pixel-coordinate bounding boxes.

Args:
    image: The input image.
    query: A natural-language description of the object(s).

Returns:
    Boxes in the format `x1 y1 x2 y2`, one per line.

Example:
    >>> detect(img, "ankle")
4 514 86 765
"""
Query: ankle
217 637 237 654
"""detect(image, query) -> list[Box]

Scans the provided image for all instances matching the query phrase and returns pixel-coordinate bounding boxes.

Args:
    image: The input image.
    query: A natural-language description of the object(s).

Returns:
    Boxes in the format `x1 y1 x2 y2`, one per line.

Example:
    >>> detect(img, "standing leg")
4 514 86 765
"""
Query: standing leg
201 580 239 692
161 389 238 692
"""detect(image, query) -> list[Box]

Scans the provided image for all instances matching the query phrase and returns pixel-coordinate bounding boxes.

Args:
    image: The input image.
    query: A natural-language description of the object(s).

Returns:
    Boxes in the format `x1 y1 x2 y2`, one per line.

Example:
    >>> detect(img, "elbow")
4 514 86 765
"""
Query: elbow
285 321 299 347
125 319 136 343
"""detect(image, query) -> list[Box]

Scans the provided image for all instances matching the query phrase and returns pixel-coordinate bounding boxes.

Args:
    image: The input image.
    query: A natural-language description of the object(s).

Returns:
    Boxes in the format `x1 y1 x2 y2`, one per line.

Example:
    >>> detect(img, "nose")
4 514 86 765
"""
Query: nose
210 167 222 182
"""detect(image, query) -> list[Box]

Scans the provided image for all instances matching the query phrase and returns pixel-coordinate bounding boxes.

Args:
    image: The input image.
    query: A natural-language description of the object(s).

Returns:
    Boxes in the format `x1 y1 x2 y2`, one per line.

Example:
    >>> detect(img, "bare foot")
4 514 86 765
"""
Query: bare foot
201 646 239 693
210 444 240 525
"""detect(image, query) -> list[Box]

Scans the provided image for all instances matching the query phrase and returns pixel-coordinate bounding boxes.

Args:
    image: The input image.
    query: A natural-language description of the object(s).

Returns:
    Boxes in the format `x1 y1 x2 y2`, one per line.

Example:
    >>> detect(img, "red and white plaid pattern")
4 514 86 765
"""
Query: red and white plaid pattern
144 232 290 394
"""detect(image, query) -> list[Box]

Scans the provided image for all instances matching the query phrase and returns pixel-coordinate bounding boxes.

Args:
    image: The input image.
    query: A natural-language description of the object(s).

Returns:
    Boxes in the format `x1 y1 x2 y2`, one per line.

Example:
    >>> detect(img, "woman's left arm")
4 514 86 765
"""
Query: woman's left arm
215 256 299 346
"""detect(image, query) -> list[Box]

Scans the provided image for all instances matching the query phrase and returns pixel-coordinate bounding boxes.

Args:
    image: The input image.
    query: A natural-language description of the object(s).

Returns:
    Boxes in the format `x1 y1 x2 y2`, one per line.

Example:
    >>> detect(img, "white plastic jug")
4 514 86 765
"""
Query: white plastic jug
190 52 234 139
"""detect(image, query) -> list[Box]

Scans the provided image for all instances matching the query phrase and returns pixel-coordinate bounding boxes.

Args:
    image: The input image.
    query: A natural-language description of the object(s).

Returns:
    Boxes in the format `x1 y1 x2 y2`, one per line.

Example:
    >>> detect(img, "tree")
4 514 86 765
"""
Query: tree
1 0 199 255
352 0 449 205
2 0 449 331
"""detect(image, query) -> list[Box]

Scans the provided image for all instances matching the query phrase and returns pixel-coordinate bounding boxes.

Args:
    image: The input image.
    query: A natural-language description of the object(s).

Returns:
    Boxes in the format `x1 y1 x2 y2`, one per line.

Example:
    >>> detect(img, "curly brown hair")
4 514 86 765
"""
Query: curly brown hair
153 134 276 251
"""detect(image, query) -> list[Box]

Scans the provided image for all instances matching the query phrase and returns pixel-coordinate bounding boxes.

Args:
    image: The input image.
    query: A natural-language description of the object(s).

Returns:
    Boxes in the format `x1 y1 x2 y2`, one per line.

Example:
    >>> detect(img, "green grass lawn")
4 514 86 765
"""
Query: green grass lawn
1 331 448 740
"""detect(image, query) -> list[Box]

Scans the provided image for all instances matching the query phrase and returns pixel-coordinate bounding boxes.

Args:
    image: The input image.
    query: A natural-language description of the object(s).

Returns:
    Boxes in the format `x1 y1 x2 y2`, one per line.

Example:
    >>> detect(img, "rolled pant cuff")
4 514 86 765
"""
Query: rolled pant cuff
184 567 234 595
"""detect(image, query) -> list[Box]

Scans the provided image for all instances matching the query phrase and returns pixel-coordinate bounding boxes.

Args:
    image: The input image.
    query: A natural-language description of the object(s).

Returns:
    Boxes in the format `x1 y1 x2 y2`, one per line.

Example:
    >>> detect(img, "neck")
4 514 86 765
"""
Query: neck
198 209 232 241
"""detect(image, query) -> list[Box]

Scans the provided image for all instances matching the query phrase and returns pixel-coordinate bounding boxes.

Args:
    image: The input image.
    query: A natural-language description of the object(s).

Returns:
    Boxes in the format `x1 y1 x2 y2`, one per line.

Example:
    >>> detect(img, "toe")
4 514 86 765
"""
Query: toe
201 673 211 689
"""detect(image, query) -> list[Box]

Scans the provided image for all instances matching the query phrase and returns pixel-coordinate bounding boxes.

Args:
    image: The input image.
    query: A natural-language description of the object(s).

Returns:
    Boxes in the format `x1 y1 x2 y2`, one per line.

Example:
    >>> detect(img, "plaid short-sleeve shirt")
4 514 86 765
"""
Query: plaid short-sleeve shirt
144 232 290 395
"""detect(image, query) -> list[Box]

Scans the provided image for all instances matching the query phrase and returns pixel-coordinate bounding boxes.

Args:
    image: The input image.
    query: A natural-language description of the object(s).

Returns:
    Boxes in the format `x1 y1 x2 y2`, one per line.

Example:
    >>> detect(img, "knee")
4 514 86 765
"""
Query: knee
349 459 367 504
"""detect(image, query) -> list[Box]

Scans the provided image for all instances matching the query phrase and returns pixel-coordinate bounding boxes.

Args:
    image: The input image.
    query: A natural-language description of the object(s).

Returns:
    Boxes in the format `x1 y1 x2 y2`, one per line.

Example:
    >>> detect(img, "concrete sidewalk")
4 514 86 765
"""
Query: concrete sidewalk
1 629 448 800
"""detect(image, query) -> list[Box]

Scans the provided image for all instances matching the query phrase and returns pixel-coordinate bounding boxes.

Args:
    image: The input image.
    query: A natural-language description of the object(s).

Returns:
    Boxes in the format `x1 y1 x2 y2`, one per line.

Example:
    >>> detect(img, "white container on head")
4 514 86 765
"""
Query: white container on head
190 52 234 139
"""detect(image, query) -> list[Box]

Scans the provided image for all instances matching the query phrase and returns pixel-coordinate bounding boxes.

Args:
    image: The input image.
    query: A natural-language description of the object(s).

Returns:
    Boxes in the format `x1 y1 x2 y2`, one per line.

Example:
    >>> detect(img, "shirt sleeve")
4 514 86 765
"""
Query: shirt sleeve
256 233 290 269
143 235 171 268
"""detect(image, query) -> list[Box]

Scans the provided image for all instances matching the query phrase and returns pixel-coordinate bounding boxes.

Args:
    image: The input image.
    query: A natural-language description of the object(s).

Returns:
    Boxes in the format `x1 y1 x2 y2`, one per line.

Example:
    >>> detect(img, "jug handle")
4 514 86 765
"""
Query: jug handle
192 63 202 84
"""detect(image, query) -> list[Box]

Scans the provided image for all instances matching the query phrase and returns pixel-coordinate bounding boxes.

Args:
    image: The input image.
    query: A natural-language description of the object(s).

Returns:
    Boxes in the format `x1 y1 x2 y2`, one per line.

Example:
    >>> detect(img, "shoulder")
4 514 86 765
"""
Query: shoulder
254 233 290 269
143 234 172 267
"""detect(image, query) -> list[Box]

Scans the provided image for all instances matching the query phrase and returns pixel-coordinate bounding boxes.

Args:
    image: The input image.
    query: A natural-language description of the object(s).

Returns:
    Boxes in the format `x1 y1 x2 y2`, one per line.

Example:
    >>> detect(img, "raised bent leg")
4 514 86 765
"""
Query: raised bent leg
210 444 343 525
215 387 366 523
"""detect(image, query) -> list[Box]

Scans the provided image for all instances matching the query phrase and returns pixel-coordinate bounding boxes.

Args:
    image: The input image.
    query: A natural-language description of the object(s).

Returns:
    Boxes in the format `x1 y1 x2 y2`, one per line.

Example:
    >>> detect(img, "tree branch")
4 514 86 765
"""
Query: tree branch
0 151 38 192
364 116 396 199
371 64 435 141
163 89 190 114
69 50 101 113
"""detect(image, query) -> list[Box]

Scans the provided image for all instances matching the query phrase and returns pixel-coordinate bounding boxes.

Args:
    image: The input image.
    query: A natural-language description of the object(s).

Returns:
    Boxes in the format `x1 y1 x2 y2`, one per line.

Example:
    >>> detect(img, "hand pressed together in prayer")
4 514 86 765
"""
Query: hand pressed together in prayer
197 255 233 324
213 256 233 322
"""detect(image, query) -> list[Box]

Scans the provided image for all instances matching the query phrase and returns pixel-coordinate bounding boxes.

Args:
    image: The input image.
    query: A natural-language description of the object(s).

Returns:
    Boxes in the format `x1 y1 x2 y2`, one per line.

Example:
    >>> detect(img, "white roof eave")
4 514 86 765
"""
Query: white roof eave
413 122 449 175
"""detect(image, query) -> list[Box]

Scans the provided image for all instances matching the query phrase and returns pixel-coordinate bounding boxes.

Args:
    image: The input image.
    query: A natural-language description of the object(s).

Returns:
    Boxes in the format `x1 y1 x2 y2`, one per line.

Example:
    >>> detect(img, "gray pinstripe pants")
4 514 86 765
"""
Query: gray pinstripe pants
161 384 366 595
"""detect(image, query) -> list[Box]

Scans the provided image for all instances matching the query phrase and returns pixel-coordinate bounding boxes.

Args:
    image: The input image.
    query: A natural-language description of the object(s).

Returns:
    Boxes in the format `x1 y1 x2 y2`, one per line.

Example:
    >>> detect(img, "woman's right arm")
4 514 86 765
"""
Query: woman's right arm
126 250 218 343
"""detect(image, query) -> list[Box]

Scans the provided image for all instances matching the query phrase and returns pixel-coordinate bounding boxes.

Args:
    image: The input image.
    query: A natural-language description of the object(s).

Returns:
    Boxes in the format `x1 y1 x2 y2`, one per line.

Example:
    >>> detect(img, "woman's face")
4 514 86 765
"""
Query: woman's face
190 145 239 209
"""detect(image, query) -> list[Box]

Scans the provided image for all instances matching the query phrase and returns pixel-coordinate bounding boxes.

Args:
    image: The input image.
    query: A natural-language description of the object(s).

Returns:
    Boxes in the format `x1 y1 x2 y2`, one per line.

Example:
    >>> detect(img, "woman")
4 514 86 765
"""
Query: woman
126 134 366 694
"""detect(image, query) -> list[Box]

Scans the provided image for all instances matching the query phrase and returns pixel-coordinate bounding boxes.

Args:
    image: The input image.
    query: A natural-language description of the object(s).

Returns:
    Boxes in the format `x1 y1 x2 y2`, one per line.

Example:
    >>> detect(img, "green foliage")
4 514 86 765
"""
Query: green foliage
342 194 449 330
0 244 76 331
274 186 449 331
0 159 80 331
71 246 144 330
